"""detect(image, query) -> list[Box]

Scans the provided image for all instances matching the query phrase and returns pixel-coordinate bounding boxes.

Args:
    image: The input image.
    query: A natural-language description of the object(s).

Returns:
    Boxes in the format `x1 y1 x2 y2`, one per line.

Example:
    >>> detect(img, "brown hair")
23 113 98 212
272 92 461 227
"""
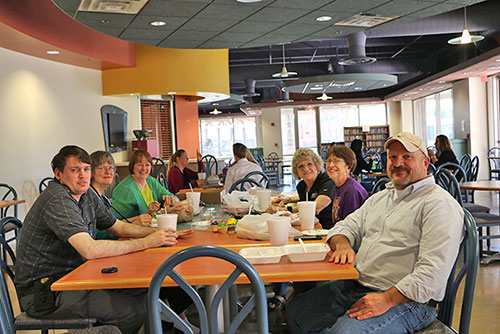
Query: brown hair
51 145 91 172
325 146 357 172
128 149 152 174
436 134 453 153
233 143 248 159
167 149 186 174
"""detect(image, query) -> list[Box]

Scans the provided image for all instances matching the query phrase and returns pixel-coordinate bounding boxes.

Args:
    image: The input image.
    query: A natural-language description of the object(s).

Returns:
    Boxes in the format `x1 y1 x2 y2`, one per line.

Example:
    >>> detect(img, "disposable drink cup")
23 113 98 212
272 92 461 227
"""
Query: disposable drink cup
197 172 206 180
186 191 201 214
267 217 291 246
298 201 317 230
156 214 178 231
256 189 272 211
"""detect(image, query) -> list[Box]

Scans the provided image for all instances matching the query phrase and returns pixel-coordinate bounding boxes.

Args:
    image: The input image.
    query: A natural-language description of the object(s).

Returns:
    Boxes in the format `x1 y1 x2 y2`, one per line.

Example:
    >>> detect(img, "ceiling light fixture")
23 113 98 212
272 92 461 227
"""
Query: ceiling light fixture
46 50 60 55
236 0 263 3
150 20 166 26
447 6 484 45
210 108 222 115
316 16 332 22
272 44 297 78
317 93 332 101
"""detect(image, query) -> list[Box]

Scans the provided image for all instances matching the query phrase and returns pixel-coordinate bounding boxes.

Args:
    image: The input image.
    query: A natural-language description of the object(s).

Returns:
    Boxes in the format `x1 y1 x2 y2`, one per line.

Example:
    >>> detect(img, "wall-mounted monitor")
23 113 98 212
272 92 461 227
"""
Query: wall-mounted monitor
101 105 127 153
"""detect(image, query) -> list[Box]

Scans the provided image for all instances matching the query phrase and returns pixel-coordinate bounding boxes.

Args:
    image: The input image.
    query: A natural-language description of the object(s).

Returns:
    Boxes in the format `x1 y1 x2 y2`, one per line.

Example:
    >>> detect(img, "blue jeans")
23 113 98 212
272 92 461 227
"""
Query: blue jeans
286 280 436 334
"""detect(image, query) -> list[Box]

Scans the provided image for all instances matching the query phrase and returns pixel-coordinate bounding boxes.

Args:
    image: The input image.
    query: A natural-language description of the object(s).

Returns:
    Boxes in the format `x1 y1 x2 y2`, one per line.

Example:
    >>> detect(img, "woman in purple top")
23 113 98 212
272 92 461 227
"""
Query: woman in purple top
325 145 369 225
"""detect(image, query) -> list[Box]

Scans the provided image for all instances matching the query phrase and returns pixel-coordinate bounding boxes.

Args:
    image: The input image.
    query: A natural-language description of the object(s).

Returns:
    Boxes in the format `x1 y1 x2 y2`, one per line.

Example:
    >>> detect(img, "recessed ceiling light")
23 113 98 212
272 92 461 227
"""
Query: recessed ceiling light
167 92 176 95
438 81 446 84
354 87 363 90
316 16 332 22
407 92 418 95
236 0 263 3
46 50 60 55
310 86 324 91
212 103 219 106
150 20 166 26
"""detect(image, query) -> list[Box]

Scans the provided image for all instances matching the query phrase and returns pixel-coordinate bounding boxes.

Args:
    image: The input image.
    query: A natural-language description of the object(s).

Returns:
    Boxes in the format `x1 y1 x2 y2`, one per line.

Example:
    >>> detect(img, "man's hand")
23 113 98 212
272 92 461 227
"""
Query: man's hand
328 235 356 265
347 287 410 320
143 229 177 248
136 213 152 226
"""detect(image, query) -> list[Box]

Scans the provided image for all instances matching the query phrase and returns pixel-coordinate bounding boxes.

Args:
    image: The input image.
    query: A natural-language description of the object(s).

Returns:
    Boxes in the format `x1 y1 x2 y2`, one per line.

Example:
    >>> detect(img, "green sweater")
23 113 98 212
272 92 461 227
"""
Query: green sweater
111 175 174 219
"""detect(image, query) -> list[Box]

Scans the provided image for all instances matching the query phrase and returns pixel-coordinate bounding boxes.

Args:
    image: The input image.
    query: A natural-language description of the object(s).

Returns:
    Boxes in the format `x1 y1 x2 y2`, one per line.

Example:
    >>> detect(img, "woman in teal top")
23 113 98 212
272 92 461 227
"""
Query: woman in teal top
112 149 178 220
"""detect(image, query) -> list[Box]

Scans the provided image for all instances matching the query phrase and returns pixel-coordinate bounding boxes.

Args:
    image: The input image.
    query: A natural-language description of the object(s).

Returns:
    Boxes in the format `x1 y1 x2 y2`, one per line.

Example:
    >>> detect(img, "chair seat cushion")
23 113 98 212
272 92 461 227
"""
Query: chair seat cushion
471 212 500 225
69 325 122 333
415 319 456 333
15 312 96 329
463 203 490 213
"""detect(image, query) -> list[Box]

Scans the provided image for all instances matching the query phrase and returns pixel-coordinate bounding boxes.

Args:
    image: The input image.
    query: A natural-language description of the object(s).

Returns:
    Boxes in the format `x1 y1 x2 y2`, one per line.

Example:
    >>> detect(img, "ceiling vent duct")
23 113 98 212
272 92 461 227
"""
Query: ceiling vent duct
277 90 294 103
338 32 376 66
78 0 149 14
242 78 260 97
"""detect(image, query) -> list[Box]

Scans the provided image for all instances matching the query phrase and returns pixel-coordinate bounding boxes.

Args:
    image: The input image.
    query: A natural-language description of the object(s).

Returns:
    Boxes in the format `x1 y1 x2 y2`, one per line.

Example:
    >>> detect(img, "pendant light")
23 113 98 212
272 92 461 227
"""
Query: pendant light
272 44 297 78
317 93 332 101
448 6 484 45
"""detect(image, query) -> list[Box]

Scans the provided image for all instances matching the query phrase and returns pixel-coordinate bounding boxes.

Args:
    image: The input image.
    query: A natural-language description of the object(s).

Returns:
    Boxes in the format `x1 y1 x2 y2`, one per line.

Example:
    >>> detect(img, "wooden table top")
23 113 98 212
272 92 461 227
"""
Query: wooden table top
0 199 25 209
487 157 500 159
460 180 500 191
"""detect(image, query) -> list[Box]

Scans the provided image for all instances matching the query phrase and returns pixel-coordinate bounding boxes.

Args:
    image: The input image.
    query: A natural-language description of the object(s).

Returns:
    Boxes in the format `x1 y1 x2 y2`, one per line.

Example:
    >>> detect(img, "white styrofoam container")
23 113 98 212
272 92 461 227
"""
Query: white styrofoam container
284 243 330 262
239 247 283 264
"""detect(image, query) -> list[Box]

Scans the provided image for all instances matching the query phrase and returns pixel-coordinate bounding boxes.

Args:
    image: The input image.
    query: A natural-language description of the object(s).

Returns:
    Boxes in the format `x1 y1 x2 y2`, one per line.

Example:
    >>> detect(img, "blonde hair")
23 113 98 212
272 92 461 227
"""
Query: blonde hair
167 149 186 174
292 148 324 179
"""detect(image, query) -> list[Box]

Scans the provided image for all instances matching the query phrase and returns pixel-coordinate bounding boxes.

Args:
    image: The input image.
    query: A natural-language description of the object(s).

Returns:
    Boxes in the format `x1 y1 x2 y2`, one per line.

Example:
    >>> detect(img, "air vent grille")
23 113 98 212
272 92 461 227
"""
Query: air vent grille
335 14 398 28
78 0 149 14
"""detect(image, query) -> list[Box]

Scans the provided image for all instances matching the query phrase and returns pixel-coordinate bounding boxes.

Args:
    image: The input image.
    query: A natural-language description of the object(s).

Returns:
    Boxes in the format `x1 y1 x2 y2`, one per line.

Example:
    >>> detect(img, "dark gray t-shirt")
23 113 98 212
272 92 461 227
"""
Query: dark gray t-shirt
14 180 116 291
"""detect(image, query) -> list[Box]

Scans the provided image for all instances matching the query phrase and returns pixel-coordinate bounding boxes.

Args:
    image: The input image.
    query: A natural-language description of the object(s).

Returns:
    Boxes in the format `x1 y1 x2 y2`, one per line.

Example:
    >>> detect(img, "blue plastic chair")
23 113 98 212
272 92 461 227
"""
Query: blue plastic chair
202 155 218 176
0 184 18 218
434 168 463 207
228 177 261 193
148 245 268 334
38 177 53 194
416 208 479 334
244 170 269 189
370 177 390 195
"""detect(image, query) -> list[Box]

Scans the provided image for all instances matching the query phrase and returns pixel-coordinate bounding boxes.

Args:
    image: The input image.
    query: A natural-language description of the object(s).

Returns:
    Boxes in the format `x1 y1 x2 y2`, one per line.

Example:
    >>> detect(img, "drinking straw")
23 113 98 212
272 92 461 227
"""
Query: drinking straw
298 238 307 252
306 192 308 201
189 183 194 192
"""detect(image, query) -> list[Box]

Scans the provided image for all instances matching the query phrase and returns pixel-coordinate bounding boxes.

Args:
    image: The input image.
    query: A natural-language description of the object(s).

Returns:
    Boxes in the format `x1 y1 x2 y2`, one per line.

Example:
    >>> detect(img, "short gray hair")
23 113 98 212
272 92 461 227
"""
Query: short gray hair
90 151 115 181
291 148 324 179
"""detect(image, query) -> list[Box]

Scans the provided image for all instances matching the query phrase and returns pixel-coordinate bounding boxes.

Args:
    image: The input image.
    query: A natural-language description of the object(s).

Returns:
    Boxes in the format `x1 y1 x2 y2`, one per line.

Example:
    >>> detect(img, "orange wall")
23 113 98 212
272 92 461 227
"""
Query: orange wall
175 96 200 156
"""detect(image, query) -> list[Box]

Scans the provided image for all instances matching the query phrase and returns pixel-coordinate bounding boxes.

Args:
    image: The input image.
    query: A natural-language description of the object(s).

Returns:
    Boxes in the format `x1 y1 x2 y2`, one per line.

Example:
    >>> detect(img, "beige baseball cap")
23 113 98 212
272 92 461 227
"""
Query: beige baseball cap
384 132 428 157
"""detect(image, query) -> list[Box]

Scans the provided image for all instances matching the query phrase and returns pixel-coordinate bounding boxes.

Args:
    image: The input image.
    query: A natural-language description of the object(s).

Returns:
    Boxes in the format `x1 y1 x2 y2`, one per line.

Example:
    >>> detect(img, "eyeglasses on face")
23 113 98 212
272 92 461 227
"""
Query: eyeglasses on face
96 166 115 173
324 158 345 164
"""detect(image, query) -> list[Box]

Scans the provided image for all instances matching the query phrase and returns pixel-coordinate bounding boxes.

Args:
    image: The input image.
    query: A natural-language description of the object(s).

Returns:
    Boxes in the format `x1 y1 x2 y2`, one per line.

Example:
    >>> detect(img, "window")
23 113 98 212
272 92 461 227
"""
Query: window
414 89 454 146
320 105 358 143
199 117 257 158
359 104 387 126
297 107 317 151
280 108 296 156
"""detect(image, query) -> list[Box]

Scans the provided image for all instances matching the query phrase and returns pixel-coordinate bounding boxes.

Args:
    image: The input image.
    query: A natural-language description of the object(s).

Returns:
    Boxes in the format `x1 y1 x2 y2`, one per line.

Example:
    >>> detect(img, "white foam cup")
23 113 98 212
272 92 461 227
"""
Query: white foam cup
297 201 317 230
185 191 201 214
197 172 206 180
267 216 291 246
156 214 178 231
256 189 272 210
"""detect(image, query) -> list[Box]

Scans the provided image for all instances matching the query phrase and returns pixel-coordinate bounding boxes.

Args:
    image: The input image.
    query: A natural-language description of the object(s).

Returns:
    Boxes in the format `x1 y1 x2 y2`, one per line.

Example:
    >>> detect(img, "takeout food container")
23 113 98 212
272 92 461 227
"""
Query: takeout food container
239 243 330 264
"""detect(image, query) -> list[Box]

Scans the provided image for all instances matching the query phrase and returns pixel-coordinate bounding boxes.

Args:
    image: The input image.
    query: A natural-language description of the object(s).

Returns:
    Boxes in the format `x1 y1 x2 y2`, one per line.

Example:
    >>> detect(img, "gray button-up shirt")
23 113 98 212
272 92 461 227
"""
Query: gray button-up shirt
327 176 464 303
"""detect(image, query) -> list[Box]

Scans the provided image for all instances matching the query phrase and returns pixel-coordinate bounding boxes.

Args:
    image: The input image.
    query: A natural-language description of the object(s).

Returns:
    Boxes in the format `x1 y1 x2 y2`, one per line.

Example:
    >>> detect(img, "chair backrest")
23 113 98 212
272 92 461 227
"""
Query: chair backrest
371 177 391 195
151 157 168 179
148 245 268 334
436 209 479 334
434 168 463 207
459 154 472 170
267 152 279 160
201 155 218 176
427 163 436 174
157 172 168 190
437 162 467 183
469 156 479 181
244 171 269 189
0 184 18 218
229 178 261 193
38 177 53 194
254 155 265 169
487 147 500 157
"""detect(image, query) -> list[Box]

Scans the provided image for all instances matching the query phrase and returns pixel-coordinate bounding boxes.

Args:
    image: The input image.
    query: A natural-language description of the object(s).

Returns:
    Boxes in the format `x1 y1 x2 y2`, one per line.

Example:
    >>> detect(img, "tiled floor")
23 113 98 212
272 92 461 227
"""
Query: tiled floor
9 188 500 334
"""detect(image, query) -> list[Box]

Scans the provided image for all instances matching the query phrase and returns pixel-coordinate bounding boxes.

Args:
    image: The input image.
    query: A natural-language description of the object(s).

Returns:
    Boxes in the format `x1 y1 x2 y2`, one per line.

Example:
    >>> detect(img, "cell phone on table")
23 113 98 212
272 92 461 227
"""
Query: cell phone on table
101 266 118 274
294 235 322 241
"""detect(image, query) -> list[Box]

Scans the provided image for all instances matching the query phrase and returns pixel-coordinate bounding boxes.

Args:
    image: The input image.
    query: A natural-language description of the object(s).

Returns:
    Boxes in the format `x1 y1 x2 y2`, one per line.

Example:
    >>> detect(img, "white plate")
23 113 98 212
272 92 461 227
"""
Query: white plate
301 229 329 236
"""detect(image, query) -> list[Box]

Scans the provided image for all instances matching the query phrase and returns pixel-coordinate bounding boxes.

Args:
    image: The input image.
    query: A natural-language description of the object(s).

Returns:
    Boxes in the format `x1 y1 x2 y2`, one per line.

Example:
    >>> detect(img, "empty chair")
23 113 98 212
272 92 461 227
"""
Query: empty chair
488 147 500 180
437 162 467 183
459 154 472 175
229 177 261 193
416 209 479 334
38 177 53 193
462 156 489 213
0 221 98 334
244 170 269 189
148 245 268 334
151 157 168 179
0 183 18 218
434 168 463 207
255 155 278 187
371 177 391 195
268 152 280 160
201 154 218 175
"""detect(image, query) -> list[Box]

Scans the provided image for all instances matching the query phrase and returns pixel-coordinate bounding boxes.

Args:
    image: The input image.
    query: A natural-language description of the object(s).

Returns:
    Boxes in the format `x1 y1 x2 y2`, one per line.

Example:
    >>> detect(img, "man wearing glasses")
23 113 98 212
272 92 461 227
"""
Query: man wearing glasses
15 145 179 334
286 133 464 334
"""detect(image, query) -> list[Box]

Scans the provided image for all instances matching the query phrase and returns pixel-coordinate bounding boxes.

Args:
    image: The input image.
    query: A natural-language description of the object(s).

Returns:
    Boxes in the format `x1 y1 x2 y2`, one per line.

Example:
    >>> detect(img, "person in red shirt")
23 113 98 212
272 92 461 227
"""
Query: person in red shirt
167 150 205 193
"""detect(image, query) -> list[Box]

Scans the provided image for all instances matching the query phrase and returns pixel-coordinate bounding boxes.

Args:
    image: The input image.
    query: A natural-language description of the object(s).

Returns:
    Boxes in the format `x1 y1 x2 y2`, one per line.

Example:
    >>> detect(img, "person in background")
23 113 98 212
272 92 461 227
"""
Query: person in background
224 143 263 193
324 146 368 225
167 149 205 194
89 151 152 239
113 149 179 220
286 132 463 334
350 139 372 177
14 146 181 334
428 134 458 167
267 148 335 310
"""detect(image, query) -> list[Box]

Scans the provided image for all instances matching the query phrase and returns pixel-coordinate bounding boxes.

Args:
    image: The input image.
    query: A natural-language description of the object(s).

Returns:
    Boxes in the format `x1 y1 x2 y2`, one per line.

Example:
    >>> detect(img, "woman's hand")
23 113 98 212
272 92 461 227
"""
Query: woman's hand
272 197 290 206
162 195 176 207
197 151 203 161
147 201 161 215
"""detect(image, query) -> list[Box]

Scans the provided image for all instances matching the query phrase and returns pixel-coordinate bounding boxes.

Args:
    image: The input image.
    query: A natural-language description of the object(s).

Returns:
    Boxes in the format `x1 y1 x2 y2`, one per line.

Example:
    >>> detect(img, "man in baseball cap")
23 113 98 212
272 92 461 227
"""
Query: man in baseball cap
286 132 463 334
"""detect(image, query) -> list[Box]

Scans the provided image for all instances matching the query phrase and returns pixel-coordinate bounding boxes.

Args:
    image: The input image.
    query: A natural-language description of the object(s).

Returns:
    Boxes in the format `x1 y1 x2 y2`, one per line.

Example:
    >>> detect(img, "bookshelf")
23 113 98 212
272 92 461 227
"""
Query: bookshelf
344 125 389 152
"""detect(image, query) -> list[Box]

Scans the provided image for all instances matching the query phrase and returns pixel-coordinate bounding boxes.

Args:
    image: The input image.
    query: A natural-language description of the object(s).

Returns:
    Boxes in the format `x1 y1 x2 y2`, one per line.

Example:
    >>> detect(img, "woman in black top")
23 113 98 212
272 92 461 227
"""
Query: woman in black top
350 139 371 176
428 135 458 167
